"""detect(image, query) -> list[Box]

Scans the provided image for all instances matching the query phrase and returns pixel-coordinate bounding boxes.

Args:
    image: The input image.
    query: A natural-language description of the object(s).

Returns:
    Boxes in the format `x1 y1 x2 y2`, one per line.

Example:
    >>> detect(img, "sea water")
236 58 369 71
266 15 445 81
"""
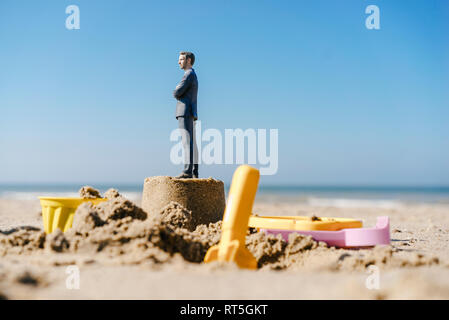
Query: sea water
1 184 448 207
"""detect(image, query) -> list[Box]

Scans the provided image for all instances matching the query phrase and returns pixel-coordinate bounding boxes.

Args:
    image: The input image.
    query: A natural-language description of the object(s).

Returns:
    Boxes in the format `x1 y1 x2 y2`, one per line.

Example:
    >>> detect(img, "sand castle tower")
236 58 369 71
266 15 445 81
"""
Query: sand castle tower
142 177 226 228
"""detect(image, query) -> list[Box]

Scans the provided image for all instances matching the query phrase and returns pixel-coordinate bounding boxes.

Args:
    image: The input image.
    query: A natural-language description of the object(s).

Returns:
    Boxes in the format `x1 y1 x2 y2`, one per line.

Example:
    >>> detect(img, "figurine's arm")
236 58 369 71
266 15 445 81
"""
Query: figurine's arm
173 72 192 99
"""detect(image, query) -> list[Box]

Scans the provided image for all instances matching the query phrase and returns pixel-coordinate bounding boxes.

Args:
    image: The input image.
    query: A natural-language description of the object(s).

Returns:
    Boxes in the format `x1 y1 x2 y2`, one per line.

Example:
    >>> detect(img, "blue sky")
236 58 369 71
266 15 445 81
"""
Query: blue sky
0 0 448 186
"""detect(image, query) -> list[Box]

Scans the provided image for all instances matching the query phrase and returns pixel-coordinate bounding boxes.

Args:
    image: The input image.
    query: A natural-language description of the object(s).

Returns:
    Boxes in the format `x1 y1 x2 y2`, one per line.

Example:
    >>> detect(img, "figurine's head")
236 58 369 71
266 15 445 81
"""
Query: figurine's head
178 51 195 70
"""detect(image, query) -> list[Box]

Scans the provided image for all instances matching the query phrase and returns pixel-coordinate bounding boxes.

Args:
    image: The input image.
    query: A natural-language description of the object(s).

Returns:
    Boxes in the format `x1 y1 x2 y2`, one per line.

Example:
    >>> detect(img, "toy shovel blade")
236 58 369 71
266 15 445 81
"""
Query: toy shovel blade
204 165 259 269
204 240 258 269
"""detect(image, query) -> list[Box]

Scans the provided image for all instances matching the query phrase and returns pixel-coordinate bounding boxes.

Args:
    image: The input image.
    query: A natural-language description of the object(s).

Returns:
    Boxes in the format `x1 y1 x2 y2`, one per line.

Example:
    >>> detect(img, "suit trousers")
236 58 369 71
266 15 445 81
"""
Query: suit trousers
177 116 199 175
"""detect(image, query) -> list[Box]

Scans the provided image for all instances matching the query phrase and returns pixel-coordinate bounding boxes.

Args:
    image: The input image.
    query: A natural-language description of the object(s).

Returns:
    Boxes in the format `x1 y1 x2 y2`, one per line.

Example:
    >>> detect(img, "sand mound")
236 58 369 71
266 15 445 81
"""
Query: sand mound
246 231 327 269
78 186 102 199
0 188 441 272
60 190 222 264
0 226 46 255
159 201 194 230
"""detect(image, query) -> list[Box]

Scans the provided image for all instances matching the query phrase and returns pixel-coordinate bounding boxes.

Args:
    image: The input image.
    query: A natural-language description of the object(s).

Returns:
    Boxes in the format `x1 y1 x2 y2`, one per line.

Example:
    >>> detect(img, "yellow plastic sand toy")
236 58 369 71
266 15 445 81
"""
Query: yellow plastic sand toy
248 215 362 231
39 197 107 234
204 165 259 269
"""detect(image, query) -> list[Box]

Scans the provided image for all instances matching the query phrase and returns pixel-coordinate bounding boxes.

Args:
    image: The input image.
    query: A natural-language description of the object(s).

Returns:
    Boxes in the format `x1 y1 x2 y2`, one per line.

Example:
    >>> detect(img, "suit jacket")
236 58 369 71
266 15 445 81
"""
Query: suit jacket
173 68 198 120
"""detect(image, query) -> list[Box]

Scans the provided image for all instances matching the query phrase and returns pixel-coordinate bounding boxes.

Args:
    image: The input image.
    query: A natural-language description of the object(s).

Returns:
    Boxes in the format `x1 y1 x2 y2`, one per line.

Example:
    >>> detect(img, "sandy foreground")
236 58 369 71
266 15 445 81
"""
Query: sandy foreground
0 196 448 300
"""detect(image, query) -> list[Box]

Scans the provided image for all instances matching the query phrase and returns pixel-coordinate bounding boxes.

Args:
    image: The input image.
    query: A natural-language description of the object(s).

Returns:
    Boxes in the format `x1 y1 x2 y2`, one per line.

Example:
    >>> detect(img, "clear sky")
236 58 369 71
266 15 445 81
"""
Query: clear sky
0 0 448 186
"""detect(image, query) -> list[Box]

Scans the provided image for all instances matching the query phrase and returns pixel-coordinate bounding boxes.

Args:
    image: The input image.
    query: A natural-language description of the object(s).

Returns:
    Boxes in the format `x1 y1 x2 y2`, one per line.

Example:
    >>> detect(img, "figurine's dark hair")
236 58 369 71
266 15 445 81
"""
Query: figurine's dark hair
180 51 195 66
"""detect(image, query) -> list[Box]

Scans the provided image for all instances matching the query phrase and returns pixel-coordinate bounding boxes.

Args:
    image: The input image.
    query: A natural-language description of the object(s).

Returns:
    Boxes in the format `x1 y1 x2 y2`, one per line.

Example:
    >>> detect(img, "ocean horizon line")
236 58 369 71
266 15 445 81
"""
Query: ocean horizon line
1 183 449 190
1 183 449 205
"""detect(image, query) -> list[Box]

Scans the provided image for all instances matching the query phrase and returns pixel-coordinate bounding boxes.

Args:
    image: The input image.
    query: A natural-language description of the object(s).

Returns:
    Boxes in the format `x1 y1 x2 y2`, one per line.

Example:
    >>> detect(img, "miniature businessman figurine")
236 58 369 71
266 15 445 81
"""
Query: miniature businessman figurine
174 51 199 179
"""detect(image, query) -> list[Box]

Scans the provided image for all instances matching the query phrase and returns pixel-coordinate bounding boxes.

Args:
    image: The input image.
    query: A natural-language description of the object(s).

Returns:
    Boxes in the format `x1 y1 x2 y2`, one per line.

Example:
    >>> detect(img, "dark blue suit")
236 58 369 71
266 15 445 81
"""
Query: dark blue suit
174 68 198 120
173 68 199 176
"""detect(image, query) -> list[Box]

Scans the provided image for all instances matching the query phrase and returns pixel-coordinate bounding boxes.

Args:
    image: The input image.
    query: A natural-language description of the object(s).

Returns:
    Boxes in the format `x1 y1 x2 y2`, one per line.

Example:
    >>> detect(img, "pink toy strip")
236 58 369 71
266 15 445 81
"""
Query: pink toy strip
263 216 390 248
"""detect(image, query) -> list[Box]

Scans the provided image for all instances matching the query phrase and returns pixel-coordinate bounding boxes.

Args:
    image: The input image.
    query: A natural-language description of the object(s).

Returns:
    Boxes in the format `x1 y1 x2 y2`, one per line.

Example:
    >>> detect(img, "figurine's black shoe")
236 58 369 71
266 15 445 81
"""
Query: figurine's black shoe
175 173 193 179
193 164 199 179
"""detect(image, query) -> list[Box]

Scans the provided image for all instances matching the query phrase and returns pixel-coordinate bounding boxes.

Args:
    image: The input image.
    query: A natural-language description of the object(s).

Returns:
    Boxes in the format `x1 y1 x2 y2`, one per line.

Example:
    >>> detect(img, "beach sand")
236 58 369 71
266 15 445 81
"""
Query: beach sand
0 195 448 300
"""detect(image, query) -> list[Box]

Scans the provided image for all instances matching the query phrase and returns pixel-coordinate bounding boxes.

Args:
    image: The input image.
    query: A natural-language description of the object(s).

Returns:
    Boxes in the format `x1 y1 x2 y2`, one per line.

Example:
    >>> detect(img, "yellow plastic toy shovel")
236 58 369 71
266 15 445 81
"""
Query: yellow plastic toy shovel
204 165 259 269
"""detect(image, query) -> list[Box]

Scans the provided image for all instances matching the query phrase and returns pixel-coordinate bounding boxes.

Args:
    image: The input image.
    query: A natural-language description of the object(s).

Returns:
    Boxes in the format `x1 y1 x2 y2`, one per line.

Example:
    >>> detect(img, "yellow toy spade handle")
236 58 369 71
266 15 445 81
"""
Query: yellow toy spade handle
204 165 259 269
222 165 260 244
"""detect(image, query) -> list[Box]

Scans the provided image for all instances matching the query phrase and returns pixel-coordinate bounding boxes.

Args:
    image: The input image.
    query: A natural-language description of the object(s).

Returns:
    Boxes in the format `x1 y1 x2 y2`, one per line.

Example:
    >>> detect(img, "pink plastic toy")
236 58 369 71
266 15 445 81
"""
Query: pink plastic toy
263 216 391 248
